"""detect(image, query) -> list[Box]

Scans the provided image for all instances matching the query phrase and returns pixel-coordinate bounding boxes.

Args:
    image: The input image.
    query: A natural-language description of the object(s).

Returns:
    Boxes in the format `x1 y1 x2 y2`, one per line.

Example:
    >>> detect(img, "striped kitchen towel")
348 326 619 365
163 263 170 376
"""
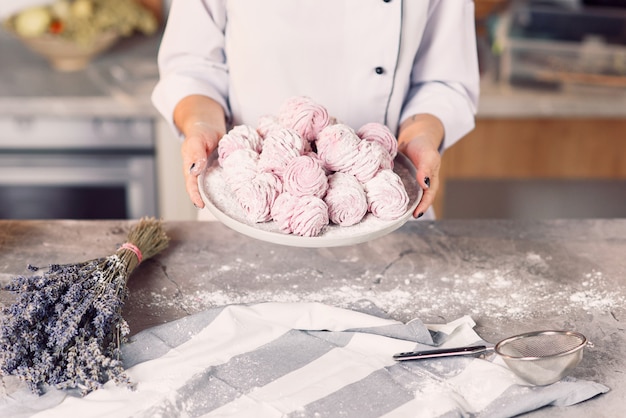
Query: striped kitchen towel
0 302 609 417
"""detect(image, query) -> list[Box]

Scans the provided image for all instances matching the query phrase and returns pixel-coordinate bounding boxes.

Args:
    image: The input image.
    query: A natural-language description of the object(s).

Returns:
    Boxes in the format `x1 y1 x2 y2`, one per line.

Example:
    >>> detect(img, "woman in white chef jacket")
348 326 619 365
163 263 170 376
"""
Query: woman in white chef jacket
152 0 480 220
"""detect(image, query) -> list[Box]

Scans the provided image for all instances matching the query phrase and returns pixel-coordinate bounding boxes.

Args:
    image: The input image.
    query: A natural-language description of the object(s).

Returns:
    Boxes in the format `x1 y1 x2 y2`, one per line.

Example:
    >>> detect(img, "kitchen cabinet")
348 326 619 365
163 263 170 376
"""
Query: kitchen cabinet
435 84 626 219
446 0 626 220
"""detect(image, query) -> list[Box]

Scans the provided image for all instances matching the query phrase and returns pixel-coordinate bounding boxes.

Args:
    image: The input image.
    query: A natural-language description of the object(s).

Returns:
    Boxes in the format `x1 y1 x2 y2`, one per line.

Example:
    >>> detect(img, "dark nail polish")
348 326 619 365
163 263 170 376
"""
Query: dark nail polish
417 212 424 219
424 177 430 188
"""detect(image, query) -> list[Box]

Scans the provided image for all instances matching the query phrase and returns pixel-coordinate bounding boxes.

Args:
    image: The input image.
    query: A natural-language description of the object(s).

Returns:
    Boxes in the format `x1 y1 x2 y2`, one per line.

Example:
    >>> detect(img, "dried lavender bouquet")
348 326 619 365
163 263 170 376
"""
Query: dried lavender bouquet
0 217 169 395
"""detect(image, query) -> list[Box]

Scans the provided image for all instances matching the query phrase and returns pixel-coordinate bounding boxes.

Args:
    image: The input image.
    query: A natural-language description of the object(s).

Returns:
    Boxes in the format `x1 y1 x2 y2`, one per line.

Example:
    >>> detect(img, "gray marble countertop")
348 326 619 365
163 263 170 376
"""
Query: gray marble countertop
2 28 626 120
0 219 624 417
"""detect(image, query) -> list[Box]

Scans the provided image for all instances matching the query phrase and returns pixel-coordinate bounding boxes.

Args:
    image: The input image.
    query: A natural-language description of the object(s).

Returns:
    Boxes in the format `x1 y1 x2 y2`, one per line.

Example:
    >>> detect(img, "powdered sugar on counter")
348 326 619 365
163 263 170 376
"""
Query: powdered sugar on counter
134 252 625 324
569 271 619 311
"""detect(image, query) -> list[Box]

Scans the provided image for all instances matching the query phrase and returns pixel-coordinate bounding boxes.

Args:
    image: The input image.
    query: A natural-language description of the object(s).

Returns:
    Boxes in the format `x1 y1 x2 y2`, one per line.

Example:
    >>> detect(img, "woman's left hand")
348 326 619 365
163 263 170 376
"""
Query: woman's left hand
397 114 445 218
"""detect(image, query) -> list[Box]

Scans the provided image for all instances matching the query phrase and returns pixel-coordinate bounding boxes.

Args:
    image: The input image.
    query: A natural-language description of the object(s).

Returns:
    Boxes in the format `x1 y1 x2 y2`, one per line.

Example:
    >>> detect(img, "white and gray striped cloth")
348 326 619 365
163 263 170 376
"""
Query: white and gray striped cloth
1 302 609 417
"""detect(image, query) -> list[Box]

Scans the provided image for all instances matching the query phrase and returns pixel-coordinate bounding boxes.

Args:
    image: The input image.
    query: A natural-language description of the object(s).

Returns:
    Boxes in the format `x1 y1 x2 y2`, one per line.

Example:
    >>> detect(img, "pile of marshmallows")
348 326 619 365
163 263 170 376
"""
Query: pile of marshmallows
216 96 410 237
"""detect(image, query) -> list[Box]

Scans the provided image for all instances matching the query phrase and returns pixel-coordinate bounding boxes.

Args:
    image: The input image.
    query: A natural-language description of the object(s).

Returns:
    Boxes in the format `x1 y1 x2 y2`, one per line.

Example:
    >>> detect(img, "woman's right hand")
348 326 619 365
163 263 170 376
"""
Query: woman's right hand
174 95 227 208
181 123 222 208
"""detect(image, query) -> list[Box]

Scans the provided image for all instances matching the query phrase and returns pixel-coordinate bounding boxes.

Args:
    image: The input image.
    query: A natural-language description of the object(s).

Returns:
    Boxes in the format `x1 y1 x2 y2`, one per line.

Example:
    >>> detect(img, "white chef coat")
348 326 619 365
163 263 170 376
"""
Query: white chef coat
152 0 479 153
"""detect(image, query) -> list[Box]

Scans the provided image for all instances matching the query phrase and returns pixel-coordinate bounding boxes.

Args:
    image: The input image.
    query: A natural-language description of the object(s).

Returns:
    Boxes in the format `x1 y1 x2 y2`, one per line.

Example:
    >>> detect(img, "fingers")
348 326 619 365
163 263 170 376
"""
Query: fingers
181 134 215 209
185 167 205 209
401 139 441 219
413 173 438 218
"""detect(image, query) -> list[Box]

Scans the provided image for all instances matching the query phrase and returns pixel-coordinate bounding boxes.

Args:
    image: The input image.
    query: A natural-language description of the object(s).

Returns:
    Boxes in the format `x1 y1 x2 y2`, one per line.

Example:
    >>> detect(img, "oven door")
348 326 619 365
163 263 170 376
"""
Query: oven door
0 153 156 219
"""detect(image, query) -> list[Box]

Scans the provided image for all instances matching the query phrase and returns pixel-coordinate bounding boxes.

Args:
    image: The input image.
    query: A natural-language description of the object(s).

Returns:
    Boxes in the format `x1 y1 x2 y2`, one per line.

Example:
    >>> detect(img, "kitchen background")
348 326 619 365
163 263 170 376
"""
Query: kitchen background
1 0 625 221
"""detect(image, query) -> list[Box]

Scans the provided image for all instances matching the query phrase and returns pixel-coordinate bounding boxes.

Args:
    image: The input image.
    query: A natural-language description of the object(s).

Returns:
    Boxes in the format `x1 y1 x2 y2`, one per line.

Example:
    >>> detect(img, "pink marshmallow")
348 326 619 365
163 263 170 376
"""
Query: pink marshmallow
324 172 368 226
363 169 409 220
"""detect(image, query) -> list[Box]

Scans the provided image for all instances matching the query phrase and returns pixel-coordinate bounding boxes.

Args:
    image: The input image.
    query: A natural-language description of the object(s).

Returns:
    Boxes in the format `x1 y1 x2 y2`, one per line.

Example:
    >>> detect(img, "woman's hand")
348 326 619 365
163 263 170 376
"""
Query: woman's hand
180 122 222 208
174 95 227 208
397 114 445 218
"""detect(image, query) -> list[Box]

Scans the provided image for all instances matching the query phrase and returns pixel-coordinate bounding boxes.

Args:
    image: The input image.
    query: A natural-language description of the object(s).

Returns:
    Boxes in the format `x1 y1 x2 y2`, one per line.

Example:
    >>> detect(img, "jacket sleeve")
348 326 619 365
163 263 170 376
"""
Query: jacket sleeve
151 0 230 137
400 0 480 152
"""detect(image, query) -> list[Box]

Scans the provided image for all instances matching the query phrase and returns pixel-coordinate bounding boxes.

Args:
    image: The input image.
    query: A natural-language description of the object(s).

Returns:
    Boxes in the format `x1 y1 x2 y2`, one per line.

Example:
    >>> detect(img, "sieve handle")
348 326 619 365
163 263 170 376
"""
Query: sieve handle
393 345 491 361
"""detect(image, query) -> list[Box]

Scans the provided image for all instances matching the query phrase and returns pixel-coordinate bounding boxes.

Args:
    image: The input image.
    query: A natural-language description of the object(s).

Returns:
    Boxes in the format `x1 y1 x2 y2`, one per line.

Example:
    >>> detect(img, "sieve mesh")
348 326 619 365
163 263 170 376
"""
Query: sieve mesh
496 332 586 358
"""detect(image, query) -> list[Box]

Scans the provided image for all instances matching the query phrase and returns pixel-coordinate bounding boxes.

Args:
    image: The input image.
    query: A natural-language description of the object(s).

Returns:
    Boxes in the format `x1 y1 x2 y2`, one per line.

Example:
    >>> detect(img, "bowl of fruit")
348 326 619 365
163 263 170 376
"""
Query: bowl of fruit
3 0 158 72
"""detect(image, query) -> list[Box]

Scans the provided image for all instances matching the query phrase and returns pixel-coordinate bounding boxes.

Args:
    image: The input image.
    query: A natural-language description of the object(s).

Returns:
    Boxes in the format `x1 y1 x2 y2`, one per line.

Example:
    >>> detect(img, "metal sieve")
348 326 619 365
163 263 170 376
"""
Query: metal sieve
393 330 588 386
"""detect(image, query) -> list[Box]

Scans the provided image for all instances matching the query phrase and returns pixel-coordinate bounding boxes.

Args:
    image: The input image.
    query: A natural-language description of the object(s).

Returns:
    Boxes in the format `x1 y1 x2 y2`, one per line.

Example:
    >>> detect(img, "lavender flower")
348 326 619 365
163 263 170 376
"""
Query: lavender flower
0 218 169 395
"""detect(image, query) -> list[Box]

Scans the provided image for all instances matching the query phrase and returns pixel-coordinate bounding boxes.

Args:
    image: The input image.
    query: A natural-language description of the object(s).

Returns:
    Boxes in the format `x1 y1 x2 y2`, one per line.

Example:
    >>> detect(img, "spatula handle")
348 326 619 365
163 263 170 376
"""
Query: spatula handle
393 345 490 361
